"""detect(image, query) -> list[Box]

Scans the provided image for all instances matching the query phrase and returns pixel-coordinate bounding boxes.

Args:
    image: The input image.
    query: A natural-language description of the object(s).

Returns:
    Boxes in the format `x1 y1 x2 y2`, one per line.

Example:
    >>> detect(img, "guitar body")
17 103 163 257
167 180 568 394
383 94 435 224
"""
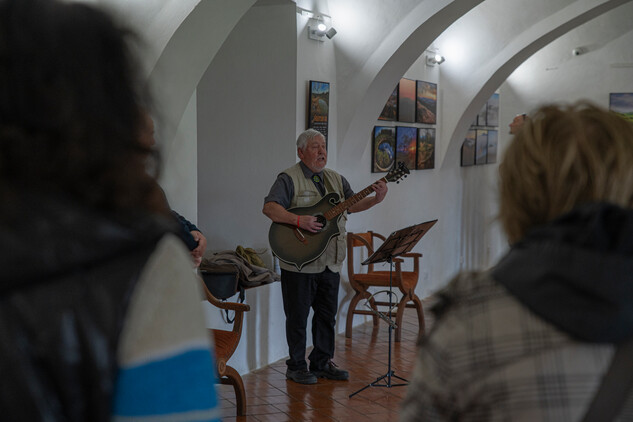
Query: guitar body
268 162 410 272
269 192 342 271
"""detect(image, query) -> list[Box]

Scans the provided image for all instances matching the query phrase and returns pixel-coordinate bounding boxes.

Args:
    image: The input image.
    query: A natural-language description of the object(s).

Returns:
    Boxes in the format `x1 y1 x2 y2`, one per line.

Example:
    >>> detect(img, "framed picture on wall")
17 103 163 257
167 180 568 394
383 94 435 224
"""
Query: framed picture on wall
476 130 488 165
307 80 330 144
372 126 396 173
476 102 487 126
609 93 633 123
416 81 437 124
487 129 498 163
416 128 435 170
486 93 499 127
378 86 398 121
398 78 416 123
461 130 476 166
396 126 417 171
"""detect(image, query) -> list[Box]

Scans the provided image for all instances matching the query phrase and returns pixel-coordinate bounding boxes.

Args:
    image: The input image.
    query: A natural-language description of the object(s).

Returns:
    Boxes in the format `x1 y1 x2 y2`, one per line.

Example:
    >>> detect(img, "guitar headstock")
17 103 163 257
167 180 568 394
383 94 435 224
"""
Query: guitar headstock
385 161 409 184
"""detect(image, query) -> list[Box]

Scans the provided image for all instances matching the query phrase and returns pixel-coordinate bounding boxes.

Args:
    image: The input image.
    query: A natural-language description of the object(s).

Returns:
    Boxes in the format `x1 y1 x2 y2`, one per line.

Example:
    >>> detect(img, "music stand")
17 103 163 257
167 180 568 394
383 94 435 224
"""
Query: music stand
349 219 437 398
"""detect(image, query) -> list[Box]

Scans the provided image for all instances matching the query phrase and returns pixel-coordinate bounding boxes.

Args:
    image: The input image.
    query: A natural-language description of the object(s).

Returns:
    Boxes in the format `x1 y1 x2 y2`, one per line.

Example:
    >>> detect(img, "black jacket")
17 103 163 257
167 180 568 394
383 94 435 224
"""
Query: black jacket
0 192 172 421
493 202 633 344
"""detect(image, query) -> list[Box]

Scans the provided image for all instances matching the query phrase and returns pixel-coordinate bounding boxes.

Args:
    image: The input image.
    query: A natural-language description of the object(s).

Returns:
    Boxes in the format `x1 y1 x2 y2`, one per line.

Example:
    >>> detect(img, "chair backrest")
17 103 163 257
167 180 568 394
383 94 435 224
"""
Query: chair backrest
347 231 387 276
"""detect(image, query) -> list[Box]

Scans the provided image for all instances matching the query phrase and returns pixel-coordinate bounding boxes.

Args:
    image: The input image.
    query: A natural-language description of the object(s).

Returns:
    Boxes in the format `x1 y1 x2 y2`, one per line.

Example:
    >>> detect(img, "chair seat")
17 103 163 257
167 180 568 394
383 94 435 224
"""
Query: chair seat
353 270 418 290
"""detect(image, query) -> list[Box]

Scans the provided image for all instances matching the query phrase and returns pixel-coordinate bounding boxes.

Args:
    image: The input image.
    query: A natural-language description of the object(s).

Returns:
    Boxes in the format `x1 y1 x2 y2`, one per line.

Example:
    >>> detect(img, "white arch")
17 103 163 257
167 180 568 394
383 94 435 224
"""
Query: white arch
336 0 484 162
147 0 257 143
335 0 633 168
439 0 633 167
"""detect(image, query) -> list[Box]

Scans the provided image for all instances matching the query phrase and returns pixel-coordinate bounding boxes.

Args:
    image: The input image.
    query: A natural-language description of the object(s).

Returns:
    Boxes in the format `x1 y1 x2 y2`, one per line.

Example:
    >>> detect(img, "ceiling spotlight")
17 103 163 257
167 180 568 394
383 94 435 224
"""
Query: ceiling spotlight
308 18 337 41
426 53 445 66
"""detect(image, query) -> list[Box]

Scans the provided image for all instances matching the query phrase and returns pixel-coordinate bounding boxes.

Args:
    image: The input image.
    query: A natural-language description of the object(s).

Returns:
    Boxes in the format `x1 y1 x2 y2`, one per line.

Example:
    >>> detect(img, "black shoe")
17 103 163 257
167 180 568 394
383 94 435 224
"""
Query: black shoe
286 368 317 385
312 361 349 380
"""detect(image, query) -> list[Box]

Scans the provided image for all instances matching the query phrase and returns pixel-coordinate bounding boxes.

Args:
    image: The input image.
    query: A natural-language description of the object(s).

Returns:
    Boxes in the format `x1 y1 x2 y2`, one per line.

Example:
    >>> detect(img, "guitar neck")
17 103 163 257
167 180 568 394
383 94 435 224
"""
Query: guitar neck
324 177 387 220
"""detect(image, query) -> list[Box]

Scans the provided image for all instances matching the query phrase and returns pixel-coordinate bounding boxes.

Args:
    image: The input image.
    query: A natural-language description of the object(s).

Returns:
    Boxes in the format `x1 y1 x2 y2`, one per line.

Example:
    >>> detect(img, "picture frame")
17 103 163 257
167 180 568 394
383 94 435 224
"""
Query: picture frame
486 129 498 164
461 130 476 167
307 80 330 143
486 93 499 127
397 78 416 123
475 129 488 165
609 93 633 123
378 86 398 121
416 128 435 170
476 102 487 126
416 81 437 124
395 126 417 171
372 126 396 173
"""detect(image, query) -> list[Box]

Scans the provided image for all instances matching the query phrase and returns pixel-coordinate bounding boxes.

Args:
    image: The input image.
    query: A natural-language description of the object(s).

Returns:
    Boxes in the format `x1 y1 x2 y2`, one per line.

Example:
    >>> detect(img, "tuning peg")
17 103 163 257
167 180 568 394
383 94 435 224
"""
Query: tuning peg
396 181 400 184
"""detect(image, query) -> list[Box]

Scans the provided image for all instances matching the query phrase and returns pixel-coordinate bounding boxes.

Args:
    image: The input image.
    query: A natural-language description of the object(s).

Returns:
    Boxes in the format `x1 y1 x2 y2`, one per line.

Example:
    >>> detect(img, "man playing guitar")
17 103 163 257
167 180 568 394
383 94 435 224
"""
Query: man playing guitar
263 129 387 384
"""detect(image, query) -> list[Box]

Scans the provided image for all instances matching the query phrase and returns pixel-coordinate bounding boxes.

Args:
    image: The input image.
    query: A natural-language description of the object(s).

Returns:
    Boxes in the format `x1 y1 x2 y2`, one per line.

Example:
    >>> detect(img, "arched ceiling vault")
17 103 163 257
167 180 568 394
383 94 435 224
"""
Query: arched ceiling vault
335 0 633 168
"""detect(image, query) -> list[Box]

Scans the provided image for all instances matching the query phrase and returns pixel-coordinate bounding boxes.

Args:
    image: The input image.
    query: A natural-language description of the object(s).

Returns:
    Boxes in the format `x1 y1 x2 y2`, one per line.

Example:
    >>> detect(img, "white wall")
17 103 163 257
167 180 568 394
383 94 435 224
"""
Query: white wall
159 92 198 222
196 2 298 372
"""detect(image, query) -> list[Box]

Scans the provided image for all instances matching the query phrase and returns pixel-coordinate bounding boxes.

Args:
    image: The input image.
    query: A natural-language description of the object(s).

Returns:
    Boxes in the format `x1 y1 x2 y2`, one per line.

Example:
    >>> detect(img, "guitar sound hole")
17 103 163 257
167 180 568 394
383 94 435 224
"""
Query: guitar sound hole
315 215 326 231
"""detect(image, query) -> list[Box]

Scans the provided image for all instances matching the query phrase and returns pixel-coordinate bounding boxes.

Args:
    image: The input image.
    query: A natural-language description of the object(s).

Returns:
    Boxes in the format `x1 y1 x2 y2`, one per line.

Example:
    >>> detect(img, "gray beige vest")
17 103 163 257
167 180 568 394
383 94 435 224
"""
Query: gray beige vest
279 163 347 273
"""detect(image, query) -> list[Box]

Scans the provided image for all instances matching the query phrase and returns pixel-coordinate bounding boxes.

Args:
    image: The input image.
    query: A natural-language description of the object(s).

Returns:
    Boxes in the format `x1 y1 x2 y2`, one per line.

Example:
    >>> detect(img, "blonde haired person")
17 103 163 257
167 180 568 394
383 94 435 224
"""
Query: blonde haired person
400 102 633 421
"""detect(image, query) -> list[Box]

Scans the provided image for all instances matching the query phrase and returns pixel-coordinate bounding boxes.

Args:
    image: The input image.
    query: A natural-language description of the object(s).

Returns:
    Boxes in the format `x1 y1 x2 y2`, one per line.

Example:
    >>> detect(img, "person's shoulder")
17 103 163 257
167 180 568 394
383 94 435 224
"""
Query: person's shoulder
281 162 301 175
113 234 219 420
117 233 209 364
323 168 344 181
440 269 501 301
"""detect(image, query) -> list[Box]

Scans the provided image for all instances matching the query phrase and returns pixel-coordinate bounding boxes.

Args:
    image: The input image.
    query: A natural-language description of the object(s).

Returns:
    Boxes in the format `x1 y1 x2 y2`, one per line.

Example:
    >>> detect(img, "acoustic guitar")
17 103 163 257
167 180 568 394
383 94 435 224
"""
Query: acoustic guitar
269 162 409 270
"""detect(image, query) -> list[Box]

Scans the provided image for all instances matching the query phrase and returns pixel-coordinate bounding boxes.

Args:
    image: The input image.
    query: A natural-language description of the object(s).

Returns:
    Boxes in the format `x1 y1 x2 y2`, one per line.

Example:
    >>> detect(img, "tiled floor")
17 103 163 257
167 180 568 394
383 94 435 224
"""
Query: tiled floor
218 301 435 421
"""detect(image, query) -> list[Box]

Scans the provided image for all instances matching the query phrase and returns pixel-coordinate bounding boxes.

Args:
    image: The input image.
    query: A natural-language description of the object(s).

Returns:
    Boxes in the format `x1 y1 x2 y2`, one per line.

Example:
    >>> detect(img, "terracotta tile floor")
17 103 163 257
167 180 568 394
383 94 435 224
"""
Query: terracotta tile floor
218 300 435 421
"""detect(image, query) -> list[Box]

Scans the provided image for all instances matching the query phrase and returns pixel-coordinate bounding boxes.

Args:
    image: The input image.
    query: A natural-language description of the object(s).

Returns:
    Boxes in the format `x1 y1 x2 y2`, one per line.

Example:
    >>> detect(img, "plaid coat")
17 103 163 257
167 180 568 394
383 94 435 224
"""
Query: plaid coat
400 270 633 421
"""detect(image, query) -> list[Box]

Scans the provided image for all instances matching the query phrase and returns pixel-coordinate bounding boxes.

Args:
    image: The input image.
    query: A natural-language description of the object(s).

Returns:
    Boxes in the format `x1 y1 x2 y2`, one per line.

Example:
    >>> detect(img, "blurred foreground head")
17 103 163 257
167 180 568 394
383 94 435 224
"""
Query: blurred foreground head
0 0 163 214
499 102 633 244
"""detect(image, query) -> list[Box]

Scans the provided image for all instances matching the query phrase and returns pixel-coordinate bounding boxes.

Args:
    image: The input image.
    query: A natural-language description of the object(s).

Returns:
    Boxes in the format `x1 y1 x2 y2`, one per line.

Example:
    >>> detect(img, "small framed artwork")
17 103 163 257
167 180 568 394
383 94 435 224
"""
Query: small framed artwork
372 126 396 173
416 128 435 170
461 130 476 166
486 129 498 164
398 78 416 123
476 102 487 126
307 80 330 143
476 130 488 165
609 93 633 123
486 93 499 127
396 126 417 171
378 86 398 121
416 81 437 124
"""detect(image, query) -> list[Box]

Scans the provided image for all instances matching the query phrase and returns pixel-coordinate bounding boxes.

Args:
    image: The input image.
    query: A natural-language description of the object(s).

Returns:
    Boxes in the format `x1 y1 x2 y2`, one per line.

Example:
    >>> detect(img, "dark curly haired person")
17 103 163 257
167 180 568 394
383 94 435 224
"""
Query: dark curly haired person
0 0 219 420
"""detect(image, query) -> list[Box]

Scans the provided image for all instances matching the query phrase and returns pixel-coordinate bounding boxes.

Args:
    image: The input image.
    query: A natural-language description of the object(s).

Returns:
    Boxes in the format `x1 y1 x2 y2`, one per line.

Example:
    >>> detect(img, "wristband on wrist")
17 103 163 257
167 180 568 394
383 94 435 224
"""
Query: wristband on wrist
297 215 300 227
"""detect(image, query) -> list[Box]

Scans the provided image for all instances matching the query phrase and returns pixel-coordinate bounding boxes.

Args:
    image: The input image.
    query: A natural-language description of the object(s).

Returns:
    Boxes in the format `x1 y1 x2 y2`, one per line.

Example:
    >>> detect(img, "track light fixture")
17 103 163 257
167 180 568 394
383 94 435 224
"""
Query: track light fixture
308 17 337 41
426 53 445 66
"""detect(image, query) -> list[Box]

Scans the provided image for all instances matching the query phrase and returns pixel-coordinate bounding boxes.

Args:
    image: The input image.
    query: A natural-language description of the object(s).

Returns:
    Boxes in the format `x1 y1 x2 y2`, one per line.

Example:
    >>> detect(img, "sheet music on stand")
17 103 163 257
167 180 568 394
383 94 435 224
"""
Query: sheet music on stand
361 219 437 266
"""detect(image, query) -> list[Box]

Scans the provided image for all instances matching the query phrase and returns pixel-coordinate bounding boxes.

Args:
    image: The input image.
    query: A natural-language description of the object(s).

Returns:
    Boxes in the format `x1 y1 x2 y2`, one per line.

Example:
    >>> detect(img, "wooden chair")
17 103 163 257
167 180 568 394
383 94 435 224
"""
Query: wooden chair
200 281 250 416
345 231 425 342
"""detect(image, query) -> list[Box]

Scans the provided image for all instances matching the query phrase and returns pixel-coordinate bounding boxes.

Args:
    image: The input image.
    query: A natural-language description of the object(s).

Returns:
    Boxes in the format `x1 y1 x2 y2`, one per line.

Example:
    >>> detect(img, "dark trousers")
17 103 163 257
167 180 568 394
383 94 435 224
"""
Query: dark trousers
280 268 340 371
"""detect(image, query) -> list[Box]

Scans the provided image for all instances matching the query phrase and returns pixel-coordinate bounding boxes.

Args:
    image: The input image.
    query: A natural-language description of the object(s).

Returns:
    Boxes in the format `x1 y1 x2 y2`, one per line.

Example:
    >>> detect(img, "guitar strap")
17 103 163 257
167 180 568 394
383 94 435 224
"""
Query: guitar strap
322 172 337 198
